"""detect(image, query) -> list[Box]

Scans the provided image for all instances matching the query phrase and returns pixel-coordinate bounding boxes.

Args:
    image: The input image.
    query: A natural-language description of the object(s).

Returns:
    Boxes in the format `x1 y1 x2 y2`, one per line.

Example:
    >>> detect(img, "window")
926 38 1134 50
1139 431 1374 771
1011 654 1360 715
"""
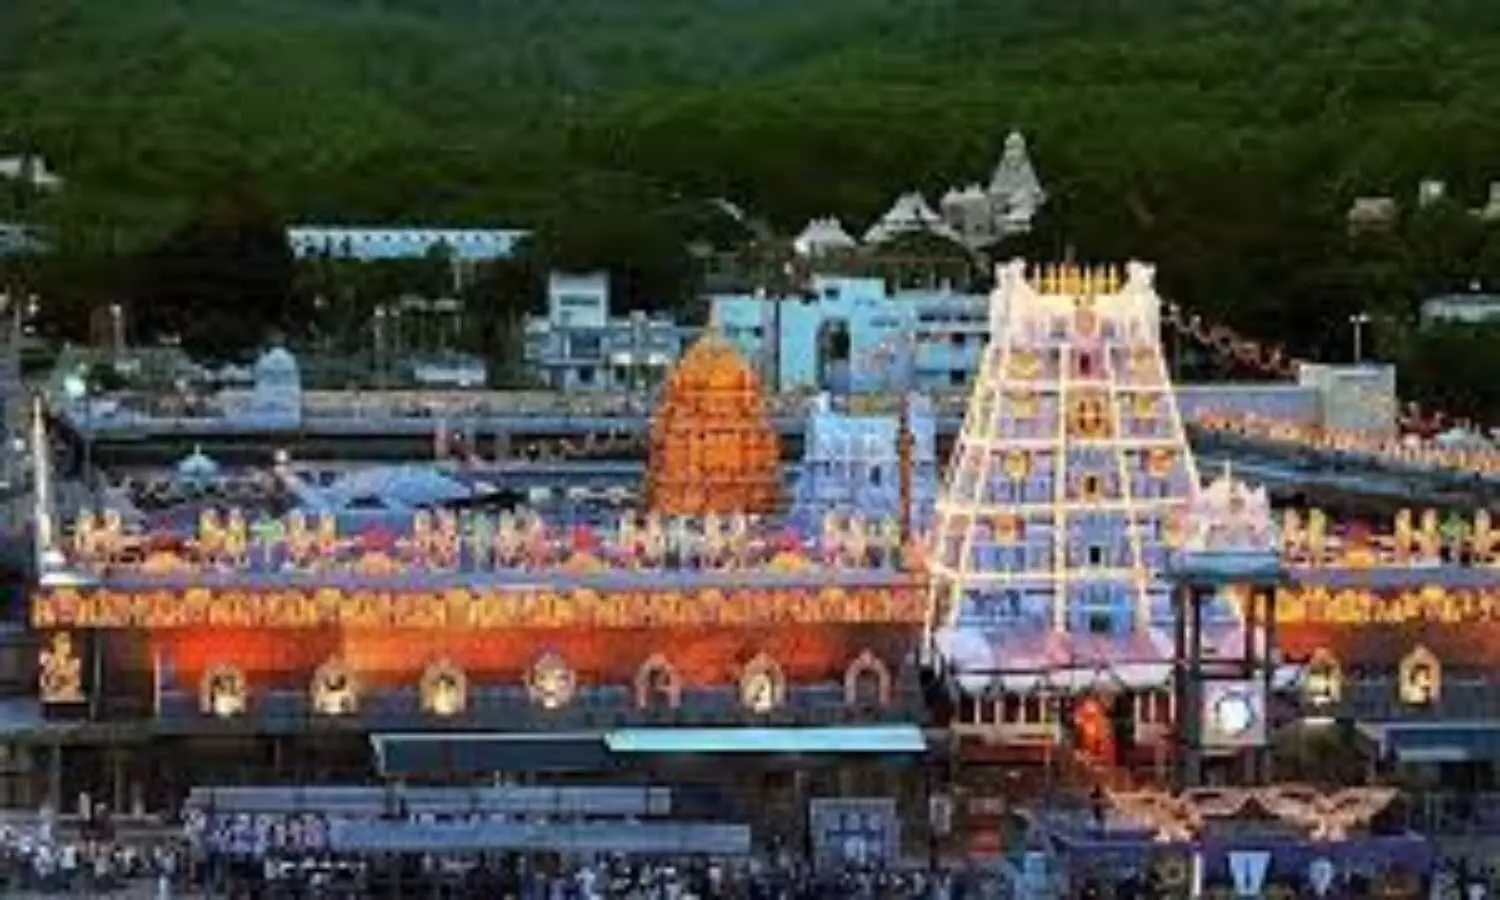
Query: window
950 333 965 347
1088 611 1112 634
1087 545 1105 566
949 370 966 386
577 367 594 384
569 335 602 360
1080 474 1102 500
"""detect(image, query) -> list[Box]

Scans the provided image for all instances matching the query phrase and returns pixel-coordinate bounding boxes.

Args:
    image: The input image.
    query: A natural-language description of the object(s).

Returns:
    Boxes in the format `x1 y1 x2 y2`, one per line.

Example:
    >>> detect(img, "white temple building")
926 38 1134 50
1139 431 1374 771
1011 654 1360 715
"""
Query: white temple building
937 131 1047 247
816 130 1046 257
792 218 859 259
229 346 303 428
862 192 961 246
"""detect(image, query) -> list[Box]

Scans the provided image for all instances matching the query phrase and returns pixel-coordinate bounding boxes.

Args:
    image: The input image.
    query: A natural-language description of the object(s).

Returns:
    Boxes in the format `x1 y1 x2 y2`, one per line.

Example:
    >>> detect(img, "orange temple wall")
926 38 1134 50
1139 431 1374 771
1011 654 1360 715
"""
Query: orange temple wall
149 624 914 693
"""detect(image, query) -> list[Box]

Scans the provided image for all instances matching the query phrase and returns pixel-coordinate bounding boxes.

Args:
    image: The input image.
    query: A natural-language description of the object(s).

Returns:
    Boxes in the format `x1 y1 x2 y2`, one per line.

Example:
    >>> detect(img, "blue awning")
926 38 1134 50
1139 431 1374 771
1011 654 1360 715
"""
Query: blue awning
329 820 752 856
604 725 927 755
1360 721 1500 762
372 732 614 777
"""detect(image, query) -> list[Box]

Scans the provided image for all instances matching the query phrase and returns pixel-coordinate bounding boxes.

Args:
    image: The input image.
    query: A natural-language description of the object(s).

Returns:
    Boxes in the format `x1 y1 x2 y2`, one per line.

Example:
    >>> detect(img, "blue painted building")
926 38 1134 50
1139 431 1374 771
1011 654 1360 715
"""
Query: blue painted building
789 392 939 533
524 273 699 392
286 226 529 262
710 276 990 394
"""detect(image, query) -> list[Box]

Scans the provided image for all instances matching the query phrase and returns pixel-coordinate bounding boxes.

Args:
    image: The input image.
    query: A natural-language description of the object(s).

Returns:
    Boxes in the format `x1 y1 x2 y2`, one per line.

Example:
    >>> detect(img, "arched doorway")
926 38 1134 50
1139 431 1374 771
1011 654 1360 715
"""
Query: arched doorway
816 319 851 392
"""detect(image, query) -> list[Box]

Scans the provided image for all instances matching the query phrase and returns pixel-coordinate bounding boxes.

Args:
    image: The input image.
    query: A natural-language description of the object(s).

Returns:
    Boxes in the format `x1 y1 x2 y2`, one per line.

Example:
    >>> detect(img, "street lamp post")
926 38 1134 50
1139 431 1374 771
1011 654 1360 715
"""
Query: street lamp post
1349 312 1371 364
373 306 387 389
109 303 125 359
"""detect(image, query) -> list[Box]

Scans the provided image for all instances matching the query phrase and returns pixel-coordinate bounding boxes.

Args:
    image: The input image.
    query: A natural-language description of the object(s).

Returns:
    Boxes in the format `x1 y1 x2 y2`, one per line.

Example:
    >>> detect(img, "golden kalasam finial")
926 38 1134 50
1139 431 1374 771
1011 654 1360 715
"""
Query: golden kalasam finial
1038 264 1053 294
1063 264 1081 296
1082 267 1096 297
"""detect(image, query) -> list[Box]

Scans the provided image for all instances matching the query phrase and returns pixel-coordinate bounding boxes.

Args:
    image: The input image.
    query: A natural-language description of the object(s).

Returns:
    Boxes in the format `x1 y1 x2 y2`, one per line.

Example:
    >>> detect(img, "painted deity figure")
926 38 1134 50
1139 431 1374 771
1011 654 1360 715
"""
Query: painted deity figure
39 633 83 704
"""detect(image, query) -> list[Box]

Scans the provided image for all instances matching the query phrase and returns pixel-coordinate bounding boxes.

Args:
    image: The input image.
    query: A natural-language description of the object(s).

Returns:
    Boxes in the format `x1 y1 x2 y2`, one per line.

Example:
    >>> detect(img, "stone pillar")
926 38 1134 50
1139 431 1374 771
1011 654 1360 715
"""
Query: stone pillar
1240 587 1258 785
1172 582 1189 790
111 747 125 814
1173 582 1205 790
1188 585 1204 788
46 742 61 815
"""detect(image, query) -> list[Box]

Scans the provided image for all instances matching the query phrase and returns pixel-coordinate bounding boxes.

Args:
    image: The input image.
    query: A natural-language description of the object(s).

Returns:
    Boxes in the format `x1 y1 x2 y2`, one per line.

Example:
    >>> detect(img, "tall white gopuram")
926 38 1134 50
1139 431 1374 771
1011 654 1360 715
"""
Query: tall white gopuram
924 261 1205 679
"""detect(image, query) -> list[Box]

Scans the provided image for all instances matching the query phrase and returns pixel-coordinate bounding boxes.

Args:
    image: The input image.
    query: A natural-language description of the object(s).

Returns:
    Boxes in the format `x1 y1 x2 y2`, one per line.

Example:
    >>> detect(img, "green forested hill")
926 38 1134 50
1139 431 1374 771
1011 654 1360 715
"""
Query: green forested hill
8 0 1500 231
5 0 1500 395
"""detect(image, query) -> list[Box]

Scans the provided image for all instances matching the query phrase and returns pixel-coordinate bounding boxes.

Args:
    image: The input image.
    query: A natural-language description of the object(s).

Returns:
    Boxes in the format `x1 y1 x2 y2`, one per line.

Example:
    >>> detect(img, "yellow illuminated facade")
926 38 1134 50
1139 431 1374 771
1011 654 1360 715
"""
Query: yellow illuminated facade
645 330 781 516
32 583 927 630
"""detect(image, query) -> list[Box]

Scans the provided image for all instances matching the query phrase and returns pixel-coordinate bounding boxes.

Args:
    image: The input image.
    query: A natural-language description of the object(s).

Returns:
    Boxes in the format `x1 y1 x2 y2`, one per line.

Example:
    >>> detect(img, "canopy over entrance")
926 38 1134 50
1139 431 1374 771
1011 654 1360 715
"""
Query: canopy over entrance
329 820 752 856
372 733 614 778
1359 720 1500 763
605 725 928 755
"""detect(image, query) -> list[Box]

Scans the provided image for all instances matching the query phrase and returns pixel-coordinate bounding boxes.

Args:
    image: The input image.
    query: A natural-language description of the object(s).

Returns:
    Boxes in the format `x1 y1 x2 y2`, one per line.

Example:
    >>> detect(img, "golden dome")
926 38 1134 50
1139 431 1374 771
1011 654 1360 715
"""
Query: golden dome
645 330 781 516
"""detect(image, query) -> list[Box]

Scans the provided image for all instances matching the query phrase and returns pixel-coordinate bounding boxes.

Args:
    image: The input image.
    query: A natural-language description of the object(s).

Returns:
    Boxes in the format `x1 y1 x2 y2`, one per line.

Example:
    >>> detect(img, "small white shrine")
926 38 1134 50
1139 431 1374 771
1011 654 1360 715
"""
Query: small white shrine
863 192 962 245
243 346 303 427
937 131 1048 247
792 218 859 258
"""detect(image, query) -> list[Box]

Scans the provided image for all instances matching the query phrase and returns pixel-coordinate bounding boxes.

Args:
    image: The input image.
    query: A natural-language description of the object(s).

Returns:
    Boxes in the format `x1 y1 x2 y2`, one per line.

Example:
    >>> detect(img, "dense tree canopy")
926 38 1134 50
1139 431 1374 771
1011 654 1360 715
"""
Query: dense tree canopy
132 188 301 362
5 0 1500 402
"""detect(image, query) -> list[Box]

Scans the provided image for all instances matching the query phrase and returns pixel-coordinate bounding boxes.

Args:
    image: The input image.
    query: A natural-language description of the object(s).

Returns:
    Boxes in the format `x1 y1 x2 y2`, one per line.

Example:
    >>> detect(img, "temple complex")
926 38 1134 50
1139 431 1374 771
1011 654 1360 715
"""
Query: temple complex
644 331 782 516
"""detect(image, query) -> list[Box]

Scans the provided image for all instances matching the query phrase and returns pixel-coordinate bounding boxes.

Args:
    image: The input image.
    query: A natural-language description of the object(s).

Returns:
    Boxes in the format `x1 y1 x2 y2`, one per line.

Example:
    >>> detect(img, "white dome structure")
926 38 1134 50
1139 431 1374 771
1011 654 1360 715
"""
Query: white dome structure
247 346 303 426
175 445 221 481
863 192 962 245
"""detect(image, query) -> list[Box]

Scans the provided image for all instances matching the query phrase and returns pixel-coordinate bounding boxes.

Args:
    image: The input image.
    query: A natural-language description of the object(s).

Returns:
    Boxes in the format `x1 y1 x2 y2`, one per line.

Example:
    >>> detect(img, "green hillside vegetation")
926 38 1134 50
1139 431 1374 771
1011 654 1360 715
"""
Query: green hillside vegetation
4 0 1500 409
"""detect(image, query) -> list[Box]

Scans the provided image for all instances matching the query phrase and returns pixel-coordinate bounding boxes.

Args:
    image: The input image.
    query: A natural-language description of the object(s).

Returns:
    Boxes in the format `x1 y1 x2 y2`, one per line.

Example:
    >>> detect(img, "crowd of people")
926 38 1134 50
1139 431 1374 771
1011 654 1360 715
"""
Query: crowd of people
1 801 1474 898
178 808 992 898
0 819 187 896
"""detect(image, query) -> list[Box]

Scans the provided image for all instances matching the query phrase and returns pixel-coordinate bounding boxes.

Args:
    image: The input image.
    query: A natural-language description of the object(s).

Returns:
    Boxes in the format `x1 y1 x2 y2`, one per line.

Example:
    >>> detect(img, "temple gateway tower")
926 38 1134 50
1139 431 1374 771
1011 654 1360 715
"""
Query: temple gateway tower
926 260 1200 644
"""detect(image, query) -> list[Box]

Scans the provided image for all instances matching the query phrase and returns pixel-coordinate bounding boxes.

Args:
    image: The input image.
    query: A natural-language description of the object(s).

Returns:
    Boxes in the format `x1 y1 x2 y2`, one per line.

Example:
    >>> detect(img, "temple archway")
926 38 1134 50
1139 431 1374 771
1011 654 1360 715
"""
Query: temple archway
634 654 682 711
816 319 852 392
844 650 892 709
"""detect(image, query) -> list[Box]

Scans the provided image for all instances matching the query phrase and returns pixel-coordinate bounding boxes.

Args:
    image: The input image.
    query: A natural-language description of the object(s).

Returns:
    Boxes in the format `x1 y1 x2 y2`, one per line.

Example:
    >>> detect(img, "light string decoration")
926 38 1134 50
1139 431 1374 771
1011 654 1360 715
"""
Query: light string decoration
1158 300 1488 441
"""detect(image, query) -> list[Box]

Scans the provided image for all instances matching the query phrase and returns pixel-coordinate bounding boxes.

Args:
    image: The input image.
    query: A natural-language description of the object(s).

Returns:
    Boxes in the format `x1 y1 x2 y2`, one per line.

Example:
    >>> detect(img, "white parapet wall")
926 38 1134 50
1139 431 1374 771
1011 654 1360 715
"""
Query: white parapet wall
1297 363 1398 440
